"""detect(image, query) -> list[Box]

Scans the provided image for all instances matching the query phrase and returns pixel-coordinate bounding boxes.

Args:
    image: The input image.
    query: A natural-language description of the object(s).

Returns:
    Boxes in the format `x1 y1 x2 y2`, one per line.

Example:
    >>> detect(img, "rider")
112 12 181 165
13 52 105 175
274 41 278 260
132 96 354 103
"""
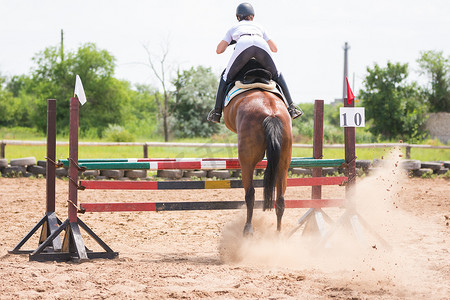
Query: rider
207 2 303 123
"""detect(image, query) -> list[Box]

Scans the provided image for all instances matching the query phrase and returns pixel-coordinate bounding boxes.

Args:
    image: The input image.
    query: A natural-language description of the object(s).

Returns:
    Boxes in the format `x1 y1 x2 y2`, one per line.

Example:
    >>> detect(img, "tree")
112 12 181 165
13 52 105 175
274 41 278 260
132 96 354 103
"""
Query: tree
143 43 174 141
2 43 165 140
30 43 127 135
122 84 160 139
171 66 219 138
417 50 450 112
0 74 15 126
0 74 34 127
6 74 34 97
359 62 427 141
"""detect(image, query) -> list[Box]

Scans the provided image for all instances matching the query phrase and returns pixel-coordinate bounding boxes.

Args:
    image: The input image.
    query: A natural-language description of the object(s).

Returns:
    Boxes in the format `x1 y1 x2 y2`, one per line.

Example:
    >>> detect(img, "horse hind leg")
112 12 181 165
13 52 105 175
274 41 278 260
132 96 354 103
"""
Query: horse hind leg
240 160 259 236
275 151 290 232
243 185 255 236
275 195 285 232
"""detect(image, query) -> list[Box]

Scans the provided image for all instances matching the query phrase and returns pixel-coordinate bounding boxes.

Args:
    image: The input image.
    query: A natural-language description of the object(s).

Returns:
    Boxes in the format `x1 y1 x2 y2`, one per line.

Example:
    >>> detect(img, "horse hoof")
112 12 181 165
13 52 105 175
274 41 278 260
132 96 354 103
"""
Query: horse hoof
243 224 253 237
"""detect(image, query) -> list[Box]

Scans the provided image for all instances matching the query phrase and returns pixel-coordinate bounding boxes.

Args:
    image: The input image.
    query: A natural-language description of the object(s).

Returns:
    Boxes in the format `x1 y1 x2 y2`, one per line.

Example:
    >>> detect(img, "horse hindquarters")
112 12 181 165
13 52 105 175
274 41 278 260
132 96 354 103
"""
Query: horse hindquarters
225 91 291 234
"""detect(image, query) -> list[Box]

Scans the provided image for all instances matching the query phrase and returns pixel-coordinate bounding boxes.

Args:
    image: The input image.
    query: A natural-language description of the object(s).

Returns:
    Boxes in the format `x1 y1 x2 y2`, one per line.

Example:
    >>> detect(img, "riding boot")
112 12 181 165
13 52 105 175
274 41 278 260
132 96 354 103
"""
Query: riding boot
276 73 303 119
207 78 227 123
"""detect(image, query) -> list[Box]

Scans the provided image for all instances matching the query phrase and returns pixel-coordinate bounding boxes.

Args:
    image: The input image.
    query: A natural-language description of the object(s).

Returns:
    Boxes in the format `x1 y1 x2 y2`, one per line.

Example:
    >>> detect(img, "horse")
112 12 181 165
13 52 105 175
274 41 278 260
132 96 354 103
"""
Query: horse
223 87 293 235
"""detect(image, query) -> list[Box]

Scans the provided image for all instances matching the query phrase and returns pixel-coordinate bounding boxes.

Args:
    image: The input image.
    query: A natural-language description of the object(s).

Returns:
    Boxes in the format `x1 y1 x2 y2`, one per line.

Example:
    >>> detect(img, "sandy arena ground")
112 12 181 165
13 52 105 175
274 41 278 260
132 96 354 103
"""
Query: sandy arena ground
0 162 449 299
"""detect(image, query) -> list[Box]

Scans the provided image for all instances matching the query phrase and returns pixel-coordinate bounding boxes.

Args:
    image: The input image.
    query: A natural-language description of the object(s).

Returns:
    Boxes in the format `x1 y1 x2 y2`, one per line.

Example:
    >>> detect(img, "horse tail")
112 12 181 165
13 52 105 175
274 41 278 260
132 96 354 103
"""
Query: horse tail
262 116 283 211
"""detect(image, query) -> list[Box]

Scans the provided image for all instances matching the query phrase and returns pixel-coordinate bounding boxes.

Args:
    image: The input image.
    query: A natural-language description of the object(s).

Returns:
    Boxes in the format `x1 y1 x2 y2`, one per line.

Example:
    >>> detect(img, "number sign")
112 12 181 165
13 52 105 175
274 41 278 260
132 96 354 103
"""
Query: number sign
340 107 365 127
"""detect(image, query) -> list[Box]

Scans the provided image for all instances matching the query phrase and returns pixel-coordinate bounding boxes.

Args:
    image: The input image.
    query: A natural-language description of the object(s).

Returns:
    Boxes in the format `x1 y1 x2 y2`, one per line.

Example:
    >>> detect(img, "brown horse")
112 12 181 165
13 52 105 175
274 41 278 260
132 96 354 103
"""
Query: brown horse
223 89 293 235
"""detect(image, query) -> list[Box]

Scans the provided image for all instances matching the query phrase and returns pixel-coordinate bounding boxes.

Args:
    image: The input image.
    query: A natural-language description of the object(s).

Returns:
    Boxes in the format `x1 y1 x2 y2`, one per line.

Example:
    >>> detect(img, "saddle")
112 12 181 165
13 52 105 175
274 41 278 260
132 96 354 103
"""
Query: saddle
224 60 286 107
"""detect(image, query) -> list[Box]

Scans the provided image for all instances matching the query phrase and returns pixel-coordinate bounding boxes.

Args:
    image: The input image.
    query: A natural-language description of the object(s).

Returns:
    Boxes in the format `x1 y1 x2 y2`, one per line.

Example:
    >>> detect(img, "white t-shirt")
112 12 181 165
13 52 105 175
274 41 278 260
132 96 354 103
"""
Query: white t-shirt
222 20 270 44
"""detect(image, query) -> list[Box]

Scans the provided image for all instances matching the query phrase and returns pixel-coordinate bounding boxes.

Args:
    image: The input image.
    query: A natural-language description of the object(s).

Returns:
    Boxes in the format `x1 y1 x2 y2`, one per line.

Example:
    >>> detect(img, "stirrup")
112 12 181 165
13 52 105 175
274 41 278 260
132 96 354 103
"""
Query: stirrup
207 109 222 123
288 105 303 119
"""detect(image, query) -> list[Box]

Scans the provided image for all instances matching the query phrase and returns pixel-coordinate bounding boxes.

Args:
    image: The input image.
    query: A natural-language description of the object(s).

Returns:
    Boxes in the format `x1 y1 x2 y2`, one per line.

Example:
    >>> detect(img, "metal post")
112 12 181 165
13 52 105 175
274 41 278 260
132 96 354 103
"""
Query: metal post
342 42 350 102
406 146 411 159
343 42 356 191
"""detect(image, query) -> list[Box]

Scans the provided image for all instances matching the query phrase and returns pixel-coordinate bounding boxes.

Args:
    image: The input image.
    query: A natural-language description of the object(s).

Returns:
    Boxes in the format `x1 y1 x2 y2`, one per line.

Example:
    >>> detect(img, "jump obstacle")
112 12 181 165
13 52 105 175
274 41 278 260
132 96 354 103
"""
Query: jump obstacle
74 100 354 233
10 99 118 261
10 97 387 262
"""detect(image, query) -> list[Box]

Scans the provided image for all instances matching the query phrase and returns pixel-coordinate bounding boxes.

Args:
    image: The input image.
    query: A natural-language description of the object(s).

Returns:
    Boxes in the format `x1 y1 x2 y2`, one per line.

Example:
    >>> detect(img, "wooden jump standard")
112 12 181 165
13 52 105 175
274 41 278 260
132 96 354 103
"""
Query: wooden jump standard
25 98 118 262
9 99 63 255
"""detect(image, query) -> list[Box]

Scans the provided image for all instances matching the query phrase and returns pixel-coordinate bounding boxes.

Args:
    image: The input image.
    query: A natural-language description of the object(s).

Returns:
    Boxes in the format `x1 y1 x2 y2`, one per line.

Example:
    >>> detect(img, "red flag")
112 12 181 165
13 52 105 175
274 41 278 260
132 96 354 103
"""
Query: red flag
346 77 355 105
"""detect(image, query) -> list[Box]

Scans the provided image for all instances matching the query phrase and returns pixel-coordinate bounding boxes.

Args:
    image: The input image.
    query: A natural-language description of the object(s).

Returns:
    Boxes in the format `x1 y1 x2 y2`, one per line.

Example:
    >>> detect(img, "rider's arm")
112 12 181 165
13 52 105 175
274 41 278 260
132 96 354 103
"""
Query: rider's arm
267 39 278 53
216 40 229 54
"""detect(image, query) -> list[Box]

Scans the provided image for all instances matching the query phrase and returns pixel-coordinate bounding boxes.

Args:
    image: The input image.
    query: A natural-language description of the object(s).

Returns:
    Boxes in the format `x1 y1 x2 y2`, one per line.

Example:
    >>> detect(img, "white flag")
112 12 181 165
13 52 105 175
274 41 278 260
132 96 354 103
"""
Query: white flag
74 75 87 105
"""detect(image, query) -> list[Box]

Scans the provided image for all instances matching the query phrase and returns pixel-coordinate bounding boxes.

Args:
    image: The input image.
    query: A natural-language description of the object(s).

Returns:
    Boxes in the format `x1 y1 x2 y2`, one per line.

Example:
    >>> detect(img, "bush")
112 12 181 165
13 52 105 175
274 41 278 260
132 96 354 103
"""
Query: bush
103 124 135 142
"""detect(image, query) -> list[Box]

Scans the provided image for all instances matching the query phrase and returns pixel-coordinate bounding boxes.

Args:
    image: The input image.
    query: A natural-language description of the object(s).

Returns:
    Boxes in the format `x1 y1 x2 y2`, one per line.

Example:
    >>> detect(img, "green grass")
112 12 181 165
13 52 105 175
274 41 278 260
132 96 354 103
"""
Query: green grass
3 142 449 162
2 126 448 162
0 127 43 140
2 144 240 161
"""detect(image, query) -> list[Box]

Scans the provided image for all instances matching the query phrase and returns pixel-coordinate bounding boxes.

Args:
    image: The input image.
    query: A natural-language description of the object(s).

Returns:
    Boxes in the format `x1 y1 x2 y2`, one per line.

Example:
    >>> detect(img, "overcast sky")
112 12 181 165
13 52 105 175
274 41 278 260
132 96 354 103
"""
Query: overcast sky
1 0 449 104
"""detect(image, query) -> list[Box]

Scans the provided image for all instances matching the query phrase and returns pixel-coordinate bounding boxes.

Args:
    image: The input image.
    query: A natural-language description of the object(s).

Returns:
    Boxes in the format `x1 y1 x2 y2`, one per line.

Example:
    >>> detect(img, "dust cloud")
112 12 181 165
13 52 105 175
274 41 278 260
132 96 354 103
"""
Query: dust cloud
219 148 448 297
